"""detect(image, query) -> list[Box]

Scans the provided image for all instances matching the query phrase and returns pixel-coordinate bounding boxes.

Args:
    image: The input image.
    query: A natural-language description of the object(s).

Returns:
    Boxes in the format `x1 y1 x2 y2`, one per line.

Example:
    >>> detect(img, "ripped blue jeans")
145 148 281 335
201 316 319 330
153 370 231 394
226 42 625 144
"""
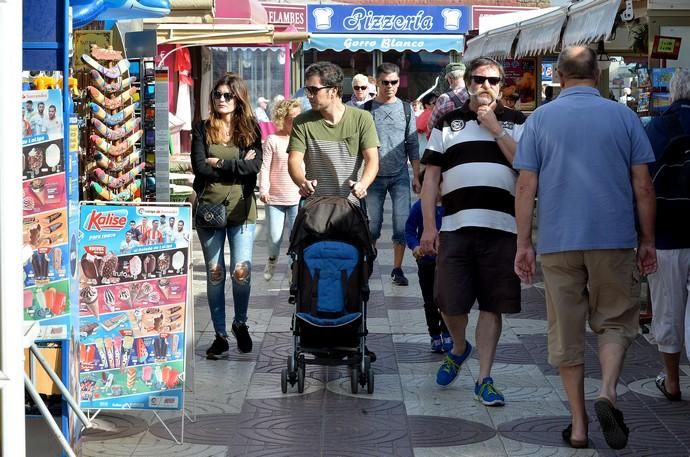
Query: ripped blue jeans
197 223 256 337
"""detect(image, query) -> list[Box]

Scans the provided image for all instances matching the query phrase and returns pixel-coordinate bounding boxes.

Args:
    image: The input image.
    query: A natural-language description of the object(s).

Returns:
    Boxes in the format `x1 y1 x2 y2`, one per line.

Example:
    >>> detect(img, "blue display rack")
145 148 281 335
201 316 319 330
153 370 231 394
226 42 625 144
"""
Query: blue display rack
23 1 82 456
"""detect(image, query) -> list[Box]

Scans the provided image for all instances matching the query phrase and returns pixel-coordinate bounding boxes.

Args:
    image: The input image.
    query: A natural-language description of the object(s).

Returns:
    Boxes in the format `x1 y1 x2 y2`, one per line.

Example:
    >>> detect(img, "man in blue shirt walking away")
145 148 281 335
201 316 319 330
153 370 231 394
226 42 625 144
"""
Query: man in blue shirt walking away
514 45 658 451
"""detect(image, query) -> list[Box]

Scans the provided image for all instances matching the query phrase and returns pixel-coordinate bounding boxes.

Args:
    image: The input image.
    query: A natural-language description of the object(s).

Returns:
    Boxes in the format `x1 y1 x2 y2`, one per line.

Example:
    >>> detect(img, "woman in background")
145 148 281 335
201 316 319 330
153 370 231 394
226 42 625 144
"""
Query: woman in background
259 99 303 280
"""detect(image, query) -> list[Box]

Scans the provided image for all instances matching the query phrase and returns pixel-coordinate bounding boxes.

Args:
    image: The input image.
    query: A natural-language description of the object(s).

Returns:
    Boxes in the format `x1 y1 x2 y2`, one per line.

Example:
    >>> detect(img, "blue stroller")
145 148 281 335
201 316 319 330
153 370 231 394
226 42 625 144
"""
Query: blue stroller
281 196 376 394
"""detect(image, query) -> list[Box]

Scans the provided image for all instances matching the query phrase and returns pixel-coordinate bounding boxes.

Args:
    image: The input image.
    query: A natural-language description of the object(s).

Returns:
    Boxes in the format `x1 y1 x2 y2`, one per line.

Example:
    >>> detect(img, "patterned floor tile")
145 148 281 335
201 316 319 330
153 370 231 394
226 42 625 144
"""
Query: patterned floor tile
626 376 690 400
326 374 403 400
246 372 323 398
83 431 229 457
401 374 494 427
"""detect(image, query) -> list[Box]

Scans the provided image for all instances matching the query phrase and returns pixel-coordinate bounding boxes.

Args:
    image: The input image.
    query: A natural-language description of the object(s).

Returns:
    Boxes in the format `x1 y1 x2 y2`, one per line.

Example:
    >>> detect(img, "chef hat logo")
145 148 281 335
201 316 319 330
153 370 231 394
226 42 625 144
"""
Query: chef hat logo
441 8 462 31
312 7 334 30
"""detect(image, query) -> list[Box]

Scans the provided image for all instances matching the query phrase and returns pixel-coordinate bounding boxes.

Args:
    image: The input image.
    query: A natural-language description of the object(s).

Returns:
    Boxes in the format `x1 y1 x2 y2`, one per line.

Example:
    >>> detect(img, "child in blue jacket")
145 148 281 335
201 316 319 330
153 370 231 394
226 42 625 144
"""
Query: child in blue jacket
405 178 451 353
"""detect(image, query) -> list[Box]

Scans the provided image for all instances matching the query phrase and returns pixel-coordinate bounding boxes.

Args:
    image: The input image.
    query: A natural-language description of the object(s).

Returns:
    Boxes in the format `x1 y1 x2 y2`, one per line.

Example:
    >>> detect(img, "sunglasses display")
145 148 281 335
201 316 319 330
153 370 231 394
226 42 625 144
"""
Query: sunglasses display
471 75 502 86
213 91 233 102
353 86 368 91
304 86 333 96
380 80 399 86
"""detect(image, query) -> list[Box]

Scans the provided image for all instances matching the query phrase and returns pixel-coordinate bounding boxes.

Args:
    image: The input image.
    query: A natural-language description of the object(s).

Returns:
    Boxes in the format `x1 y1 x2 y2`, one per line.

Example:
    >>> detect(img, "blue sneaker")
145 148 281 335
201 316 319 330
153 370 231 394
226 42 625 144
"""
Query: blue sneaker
430 335 443 353
474 377 505 406
441 332 453 352
436 340 472 387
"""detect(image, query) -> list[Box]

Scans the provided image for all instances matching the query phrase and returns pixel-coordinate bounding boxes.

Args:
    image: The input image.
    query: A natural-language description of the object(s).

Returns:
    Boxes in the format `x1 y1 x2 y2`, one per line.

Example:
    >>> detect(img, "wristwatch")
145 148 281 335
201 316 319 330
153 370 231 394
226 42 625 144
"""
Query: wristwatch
494 129 509 141
215 159 225 169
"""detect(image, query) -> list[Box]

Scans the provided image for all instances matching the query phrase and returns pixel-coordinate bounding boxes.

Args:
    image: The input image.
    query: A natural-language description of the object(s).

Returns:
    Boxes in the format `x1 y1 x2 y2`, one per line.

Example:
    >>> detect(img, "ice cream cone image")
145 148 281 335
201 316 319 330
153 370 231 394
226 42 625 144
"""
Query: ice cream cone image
158 279 170 300
118 287 132 308
31 178 48 206
80 286 99 317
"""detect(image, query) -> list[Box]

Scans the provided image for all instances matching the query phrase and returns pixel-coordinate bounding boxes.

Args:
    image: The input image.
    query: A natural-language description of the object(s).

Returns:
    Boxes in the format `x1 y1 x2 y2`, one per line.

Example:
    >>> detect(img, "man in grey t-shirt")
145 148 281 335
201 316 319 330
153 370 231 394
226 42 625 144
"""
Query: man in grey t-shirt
365 62 420 286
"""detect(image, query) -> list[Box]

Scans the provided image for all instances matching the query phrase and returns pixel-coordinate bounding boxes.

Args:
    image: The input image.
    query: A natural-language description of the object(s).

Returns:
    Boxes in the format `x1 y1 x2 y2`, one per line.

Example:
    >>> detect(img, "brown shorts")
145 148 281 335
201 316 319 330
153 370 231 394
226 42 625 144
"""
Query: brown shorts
541 249 638 367
434 228 521 316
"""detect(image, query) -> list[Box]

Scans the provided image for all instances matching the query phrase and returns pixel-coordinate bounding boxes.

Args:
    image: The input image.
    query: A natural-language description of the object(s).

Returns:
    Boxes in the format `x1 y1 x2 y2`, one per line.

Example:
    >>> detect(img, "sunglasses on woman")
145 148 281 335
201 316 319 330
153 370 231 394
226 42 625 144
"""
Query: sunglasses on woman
213 90 234 102
471 75 502 86
353 86 368 91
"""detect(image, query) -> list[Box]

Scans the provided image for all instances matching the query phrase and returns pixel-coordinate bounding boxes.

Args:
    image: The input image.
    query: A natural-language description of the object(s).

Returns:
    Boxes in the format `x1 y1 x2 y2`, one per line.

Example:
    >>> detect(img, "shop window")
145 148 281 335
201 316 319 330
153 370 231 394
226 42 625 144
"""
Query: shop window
210 46 288 115
379 51 449 101
303 49 374 99
608 56 650 113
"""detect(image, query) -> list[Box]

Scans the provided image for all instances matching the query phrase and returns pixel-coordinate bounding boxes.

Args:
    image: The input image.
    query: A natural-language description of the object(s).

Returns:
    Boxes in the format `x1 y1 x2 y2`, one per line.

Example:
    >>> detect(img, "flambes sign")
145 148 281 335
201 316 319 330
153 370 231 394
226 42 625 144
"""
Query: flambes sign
77 203 191 411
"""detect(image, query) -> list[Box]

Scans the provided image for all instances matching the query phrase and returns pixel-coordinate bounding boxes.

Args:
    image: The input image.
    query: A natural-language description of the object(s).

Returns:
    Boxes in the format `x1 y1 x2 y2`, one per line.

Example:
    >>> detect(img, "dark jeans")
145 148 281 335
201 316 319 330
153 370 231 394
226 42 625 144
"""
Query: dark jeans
417 258 447 336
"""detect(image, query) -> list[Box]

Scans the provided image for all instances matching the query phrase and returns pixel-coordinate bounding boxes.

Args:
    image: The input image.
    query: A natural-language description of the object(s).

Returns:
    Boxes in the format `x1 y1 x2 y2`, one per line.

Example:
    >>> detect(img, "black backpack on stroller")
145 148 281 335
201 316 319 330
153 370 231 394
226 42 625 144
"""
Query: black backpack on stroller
282 196 377 394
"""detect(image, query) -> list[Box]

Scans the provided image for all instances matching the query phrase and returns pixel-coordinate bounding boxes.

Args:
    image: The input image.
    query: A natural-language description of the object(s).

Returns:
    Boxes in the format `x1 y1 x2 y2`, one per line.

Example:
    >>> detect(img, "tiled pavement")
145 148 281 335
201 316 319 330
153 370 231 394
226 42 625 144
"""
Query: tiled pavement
81 200 690 457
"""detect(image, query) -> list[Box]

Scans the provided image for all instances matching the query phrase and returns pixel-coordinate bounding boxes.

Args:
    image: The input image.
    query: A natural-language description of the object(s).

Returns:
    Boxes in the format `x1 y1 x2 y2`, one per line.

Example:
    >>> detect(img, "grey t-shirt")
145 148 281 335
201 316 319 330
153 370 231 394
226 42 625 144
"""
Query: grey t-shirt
368 99 419 176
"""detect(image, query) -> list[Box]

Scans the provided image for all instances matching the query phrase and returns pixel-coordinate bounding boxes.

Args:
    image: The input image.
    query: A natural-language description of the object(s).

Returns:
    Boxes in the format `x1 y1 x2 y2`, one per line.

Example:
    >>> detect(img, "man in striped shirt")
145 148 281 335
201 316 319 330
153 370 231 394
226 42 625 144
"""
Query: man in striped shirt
420 57 525 406
288 62 379 203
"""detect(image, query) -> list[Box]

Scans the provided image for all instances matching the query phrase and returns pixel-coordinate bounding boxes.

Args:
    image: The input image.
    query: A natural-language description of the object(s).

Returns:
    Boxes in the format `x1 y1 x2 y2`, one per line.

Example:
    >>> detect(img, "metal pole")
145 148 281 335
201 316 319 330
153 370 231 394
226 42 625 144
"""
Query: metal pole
0 0 27 454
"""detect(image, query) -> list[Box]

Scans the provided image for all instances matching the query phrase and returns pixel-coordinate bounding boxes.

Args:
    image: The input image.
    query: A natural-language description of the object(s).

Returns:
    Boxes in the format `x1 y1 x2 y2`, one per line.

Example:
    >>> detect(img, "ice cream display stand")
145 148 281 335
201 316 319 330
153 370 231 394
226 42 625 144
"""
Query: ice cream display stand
77 202 193 443
23 0 88 455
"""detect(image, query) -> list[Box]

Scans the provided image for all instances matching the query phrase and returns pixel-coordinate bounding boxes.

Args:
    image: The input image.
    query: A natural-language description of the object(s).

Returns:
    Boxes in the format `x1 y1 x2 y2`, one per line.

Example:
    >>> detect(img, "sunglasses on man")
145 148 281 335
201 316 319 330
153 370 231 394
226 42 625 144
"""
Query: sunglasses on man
213 91 234 102
379 80 399 86
304 86 334 96
471 75 502 86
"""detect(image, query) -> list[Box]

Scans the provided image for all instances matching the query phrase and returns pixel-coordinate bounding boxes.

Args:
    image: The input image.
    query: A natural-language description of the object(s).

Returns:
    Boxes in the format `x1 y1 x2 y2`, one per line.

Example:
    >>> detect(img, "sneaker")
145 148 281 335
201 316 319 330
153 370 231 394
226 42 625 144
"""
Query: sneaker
231 321 253 353
430 335 443 353
206 335 229 360
264 257 277 281
441 332 453 352
474 377 505 406
436 340 472 387
391 268 408 286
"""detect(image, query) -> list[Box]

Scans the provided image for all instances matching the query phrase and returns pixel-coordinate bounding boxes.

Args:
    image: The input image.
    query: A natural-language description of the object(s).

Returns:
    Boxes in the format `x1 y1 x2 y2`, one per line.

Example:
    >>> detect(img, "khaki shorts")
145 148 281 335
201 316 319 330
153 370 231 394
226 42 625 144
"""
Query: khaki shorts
541 249 638 367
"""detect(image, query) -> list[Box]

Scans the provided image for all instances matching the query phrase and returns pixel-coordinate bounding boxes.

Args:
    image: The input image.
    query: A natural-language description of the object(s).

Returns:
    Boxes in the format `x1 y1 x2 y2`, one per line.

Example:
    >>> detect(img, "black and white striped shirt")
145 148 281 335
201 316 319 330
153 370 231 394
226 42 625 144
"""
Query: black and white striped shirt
421 102 525 234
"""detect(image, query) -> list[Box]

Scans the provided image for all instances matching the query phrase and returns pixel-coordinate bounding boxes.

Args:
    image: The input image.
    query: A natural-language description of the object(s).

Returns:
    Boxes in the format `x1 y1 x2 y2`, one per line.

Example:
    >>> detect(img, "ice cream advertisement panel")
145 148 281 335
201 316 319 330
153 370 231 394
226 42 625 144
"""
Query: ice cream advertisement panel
78 202 191 410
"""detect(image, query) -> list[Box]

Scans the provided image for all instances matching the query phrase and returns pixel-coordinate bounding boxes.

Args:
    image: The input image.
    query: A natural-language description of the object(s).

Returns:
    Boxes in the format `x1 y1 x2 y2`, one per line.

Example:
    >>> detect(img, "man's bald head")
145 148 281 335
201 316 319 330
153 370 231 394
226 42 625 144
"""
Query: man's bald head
557 46 599 82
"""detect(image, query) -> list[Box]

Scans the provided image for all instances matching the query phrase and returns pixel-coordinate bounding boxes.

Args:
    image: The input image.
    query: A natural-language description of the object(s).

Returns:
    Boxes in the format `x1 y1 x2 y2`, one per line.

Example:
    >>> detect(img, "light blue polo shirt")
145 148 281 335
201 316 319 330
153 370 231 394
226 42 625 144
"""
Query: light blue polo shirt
513 86 655 254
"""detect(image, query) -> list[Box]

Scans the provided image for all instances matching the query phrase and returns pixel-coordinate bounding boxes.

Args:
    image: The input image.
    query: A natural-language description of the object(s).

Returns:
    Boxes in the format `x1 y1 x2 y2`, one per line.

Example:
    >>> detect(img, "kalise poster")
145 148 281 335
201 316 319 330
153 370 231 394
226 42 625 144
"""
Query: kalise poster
78 203 191 410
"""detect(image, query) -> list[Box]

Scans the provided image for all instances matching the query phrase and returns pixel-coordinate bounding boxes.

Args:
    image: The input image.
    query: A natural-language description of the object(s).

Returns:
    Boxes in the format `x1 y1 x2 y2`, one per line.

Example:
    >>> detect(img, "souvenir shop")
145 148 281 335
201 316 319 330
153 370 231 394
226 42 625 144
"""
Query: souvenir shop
6 0 305 455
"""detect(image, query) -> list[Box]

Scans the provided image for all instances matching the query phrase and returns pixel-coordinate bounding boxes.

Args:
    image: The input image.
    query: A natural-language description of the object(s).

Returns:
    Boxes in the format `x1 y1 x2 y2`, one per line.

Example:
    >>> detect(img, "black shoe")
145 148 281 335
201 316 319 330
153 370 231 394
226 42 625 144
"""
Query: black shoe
232 321 253 353
391 268 408 286
206 335 229 360
594 398 629 450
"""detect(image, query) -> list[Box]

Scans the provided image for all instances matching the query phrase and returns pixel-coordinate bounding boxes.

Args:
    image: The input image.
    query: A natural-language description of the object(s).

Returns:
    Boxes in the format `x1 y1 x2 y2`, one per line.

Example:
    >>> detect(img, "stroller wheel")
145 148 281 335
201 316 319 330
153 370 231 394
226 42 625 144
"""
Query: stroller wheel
297 366 305 393
361 354 371 374
288 353 297 374
281 369 288 394
367 368 375 394
350 368 359 394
